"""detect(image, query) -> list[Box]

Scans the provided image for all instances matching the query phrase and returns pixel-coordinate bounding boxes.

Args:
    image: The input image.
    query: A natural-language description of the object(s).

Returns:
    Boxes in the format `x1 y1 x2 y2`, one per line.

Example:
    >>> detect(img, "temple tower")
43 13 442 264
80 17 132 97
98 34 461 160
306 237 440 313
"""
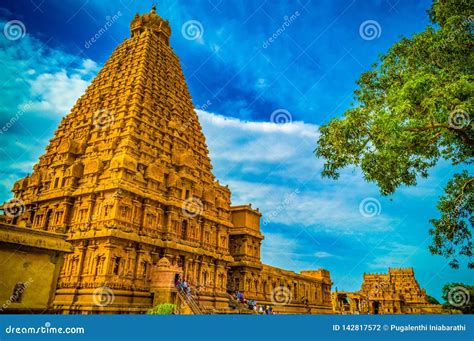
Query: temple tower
7 6 233 313
3 6 334 315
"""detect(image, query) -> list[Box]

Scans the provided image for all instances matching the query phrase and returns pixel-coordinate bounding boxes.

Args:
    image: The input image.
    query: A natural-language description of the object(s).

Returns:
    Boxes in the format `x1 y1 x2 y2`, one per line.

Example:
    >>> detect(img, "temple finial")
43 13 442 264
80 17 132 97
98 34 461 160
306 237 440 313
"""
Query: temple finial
151 4 157 14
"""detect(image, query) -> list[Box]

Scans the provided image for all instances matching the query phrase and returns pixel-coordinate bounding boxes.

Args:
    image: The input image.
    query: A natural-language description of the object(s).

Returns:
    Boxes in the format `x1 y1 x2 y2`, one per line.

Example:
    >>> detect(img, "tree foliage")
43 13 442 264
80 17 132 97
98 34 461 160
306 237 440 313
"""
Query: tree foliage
147 303 176 315
429 171 473 268
426 295 440 304
315 0 473 268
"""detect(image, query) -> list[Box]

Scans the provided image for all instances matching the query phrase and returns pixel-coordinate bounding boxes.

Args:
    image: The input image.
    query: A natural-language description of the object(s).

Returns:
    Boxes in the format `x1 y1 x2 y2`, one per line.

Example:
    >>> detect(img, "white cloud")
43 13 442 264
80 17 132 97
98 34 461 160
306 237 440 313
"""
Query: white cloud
197 109 318 138
262 232 298 254
314 251 334 258
230 178 395 232
198 109 395 234
25 58 98 116
369 242 420 270
79 59 99 74
0 24 98 118
0 25 98 201
28 71 91 115
0 27 392 237
261 232 322 271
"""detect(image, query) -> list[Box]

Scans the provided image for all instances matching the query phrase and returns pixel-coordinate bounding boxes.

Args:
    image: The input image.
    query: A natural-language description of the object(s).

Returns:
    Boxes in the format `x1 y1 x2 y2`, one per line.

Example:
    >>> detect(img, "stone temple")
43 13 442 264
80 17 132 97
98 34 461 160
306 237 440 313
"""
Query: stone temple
1 6 333 314
332 268 442 314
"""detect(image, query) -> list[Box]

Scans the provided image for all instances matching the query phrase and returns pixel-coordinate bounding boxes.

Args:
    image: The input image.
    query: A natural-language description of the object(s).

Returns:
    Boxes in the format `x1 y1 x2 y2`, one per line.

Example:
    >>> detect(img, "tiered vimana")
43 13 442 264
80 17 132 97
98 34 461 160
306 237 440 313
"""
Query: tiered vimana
6 6 333 314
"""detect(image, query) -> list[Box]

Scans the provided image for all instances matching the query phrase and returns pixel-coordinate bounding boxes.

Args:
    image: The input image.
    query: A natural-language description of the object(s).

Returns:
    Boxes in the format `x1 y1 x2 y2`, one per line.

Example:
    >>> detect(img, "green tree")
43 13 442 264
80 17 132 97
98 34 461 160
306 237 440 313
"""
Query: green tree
441 282 474 313
147 303 176 315
426 295 440 304
315 0 473 268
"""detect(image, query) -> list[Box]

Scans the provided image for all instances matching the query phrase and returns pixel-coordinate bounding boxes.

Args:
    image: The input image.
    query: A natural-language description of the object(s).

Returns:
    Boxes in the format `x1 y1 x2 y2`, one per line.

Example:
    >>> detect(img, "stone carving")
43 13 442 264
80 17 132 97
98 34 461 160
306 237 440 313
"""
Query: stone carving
332 268 442 314
4 6 334 314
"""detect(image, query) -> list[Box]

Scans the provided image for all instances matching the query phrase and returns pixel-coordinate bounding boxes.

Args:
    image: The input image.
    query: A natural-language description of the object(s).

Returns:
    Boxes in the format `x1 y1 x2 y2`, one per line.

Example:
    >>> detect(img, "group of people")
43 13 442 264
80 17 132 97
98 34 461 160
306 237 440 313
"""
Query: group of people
235 290 245 303
231 290 277 314
246 299 257 310
175 276 192 298
258 305 275 315
174 278 281 314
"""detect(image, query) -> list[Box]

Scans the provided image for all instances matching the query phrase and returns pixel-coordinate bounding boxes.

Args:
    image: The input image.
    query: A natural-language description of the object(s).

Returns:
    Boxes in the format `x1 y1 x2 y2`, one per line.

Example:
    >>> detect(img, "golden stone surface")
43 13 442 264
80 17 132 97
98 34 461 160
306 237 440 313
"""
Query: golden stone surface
2 7 333 314
0 222 72 313
333 268 442 314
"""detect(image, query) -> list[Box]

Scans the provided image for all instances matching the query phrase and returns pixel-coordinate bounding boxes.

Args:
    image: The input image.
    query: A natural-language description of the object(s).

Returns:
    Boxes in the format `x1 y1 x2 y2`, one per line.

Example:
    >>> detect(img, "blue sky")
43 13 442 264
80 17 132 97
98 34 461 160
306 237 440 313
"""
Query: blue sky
0 0 471 301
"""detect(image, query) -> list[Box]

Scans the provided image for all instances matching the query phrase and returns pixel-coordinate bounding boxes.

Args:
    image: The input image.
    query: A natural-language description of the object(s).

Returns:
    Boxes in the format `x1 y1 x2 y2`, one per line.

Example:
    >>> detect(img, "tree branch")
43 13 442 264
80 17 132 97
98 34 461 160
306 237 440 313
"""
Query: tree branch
404 124 451 132
453 177 474 208
404 124 474 147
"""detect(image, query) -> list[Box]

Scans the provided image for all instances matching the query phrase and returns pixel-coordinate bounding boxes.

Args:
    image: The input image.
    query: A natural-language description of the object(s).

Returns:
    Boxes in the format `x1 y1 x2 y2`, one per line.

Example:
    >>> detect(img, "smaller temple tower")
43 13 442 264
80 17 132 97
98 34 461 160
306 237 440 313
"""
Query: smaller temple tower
228 205 263 267
332 268 442 314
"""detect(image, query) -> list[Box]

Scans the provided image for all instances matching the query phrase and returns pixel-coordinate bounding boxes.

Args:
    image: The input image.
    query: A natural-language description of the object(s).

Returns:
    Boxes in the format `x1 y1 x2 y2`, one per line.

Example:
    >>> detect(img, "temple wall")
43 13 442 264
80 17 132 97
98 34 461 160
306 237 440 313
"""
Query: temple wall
0 223 72 313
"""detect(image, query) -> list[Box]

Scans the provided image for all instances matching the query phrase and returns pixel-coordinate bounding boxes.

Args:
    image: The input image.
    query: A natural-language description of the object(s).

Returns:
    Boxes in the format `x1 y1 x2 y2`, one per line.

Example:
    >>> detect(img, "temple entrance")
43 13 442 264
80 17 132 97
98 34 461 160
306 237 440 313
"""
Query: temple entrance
336 294 350 313
372 301 380 314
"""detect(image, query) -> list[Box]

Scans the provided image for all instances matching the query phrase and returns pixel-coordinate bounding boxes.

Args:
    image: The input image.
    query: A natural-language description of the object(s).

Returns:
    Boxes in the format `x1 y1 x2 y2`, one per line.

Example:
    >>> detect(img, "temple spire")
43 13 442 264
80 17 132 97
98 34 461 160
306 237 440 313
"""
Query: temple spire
130 4 171 42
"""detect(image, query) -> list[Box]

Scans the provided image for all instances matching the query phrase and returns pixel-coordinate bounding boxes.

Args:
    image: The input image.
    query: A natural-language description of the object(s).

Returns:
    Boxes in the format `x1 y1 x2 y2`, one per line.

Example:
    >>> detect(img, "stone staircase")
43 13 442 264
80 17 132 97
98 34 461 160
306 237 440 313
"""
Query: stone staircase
226 293 257 314
176 288 208 314
175 281 262 314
